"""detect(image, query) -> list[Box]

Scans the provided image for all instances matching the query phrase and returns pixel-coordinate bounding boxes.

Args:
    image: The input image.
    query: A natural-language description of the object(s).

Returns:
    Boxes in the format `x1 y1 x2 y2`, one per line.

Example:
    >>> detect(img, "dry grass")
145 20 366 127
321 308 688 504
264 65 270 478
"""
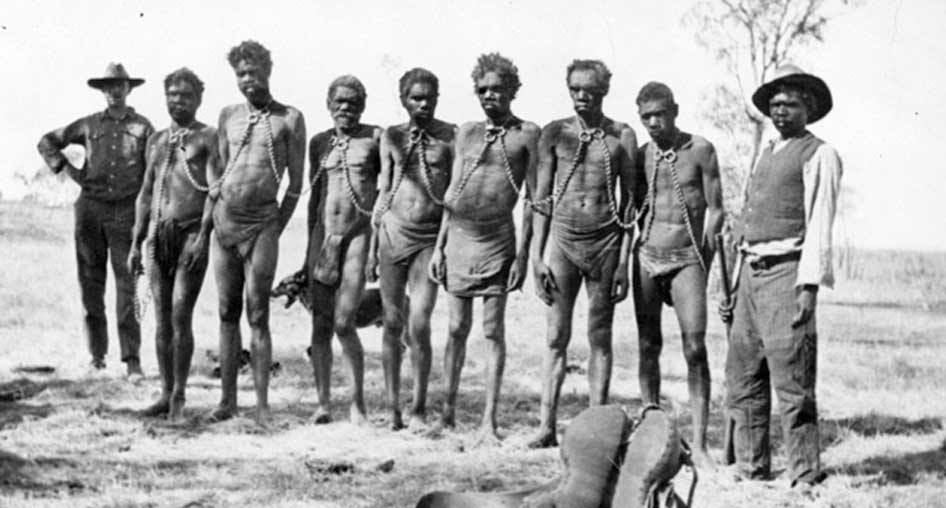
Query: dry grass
1 201 945 508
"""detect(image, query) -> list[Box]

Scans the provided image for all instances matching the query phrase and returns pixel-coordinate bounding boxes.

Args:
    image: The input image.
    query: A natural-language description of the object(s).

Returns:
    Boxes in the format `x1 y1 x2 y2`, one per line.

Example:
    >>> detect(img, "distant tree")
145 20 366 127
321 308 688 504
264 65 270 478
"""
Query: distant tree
684 0 862 219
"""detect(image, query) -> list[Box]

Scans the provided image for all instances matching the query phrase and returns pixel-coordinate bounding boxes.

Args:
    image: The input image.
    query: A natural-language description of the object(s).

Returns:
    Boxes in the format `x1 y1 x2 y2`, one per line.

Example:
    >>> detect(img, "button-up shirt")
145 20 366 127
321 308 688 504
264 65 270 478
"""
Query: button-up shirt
37 107 154 202
740 136 843 289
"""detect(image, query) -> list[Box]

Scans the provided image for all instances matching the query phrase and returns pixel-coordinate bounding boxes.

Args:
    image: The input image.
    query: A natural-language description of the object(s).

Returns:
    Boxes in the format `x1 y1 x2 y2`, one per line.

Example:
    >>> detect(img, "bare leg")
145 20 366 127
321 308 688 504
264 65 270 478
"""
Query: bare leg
406 246 437 430
670 263 715 469
442 294 472 428
477 293 507 444
142 268 174 417
245 224 280 423
333 232 369 425
310 282 335 424
633 259 664 406
379 257 409 430
209 237 244 422
168 234 208 421
529 246 581 449
584 252 619 408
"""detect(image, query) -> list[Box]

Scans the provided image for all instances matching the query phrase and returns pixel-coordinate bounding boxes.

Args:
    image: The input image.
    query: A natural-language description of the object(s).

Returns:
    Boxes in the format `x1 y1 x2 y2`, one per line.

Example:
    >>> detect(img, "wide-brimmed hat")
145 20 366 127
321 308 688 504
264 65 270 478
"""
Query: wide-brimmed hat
752 64 832 123
87 62 145 89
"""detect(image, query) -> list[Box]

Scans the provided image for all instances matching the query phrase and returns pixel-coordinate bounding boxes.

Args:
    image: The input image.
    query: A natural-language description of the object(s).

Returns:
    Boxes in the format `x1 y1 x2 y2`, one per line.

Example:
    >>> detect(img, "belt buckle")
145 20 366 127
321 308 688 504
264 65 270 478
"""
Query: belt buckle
749 256 770 270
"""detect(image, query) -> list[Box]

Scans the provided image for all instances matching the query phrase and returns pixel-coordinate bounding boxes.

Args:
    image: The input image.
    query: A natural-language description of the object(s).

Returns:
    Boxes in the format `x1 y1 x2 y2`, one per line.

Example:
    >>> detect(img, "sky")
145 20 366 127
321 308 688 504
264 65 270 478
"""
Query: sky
1 0 944 251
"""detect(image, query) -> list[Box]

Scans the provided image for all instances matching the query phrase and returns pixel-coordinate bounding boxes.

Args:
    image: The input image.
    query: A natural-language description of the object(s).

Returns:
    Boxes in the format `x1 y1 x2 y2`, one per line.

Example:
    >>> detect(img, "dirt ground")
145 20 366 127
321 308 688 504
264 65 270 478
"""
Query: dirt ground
1 202 945 508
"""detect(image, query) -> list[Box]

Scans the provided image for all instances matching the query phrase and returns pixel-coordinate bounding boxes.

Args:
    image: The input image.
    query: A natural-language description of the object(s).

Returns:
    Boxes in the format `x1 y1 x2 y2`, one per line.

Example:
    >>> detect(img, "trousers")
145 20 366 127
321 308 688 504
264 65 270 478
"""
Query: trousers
724 258 821 484
74 194 141 362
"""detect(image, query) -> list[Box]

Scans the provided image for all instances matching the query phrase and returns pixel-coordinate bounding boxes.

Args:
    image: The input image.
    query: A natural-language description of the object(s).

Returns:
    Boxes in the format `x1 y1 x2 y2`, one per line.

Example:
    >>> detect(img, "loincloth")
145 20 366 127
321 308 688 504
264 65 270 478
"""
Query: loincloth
550 215 621 279
310 218 370 287
212 199 279 259
636 244 702 306
378 213 439 267
637 244 701 279
443 215 515 297
151 216 200 275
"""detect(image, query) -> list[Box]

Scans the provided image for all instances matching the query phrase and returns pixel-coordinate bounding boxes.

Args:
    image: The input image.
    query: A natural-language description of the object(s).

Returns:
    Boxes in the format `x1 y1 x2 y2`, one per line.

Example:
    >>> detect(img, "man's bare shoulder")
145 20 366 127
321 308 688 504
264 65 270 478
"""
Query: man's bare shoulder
685 132 717 157
519 119 541 136
429 118 457 136
310 129 334 150
541 117 572 136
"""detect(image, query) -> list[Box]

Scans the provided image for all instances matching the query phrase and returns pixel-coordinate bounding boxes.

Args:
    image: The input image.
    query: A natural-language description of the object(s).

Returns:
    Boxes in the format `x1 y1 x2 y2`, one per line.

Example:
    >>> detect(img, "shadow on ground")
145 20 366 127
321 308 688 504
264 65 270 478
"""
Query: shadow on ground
827 440 946 485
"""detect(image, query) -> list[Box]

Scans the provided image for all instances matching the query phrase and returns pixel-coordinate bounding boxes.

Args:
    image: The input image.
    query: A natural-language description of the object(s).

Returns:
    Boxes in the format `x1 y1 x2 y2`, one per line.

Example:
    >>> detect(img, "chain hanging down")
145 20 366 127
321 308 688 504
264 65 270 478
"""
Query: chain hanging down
372 127 444 225
209 105 281 200
311 135 375 217
444 125 506 206
641 147 707 273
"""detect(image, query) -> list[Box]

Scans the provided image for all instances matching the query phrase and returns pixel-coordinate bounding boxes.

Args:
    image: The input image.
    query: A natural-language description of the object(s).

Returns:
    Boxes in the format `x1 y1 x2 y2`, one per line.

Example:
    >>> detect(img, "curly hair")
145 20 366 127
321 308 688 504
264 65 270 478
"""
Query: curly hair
471 53 521 98
636 81 676 106
326 75 367 104
566 59 612 94
399 68 439 98
227 40 272 77
163 67 205 98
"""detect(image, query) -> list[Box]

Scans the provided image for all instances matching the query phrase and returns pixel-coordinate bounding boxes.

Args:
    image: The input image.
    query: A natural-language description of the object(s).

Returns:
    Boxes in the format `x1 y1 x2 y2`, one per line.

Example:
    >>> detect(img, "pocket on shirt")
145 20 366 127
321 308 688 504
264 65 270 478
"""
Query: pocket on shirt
122 125 148 155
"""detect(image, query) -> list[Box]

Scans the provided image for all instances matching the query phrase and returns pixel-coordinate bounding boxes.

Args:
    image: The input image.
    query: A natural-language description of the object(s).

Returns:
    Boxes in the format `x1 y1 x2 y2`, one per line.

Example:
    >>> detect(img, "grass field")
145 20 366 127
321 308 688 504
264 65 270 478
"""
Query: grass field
1 201 945 508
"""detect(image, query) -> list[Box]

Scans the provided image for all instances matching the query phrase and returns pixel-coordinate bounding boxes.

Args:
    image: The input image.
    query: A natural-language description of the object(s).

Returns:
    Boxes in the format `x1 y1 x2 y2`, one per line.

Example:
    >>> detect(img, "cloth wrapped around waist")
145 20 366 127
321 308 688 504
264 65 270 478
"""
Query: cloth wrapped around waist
550 214 622 279
212 199 279 258
378 213 440 267
310 217 370 287
637 243 701 279
151 216 201 275
443 215 516 297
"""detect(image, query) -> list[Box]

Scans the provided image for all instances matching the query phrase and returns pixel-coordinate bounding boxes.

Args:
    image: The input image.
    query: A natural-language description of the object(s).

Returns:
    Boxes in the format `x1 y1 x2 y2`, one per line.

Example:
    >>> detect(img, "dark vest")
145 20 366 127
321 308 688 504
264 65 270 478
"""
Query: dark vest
737 131 823 243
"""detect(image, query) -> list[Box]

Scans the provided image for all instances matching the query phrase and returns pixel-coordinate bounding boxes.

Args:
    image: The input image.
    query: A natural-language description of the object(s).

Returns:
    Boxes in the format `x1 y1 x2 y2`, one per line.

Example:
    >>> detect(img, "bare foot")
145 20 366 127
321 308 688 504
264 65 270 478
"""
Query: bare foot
526 428 558 449
349 405 369 426
168 398 186 422
312 406 332 425
440 410 456 429
407 413 428 433
254 406 273 429
141 399 170 417
204 404 237 423
473 426 503 448
390 410 405 431
692 447 718 472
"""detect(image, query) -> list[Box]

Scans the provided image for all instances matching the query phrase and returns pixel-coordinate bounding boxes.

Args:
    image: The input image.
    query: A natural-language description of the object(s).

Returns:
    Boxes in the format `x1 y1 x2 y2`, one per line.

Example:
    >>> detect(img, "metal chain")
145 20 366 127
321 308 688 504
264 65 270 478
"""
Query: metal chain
598 132 636 230
444 125 502 205
415 132 448 206
315 135 375 217
169 128 210 193
134 129 177 320
640 147 707 273
209 104 280 199
639 148 661 245
373 128 441 225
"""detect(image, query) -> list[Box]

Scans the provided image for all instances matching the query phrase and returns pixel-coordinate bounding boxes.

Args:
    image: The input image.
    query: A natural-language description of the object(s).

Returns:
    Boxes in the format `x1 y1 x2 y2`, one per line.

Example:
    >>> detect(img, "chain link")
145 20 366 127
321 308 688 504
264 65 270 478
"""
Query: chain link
312 135 375 217
640 146 707 273
598 131 636 230
444 125 503 206
209 104 281 199
372 127 444 225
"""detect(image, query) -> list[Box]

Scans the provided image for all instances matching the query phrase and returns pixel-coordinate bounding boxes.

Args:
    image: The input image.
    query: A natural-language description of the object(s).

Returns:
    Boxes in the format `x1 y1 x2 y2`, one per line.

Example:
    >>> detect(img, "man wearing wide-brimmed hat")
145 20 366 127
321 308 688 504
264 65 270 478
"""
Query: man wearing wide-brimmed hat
38 62 154 379
723 64 842 489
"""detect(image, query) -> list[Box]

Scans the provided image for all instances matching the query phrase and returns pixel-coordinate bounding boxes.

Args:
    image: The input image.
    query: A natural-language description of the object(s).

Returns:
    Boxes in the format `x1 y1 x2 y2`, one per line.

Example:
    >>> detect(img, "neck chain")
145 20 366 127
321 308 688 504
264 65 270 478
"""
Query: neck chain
640 143 707 272
209 102 281 200
312 133 375 217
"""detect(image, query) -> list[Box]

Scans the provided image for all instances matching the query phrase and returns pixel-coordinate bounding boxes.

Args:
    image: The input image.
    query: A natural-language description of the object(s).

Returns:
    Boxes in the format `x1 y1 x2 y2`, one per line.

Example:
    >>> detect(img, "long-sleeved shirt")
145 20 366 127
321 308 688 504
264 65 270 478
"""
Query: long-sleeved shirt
740 135 843 289
37 107 154 202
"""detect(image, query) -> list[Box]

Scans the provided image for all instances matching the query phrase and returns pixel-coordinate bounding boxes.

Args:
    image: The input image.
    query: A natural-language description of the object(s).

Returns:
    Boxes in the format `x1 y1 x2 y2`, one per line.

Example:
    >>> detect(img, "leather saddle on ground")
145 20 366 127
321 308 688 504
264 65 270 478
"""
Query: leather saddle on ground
415 404 694 508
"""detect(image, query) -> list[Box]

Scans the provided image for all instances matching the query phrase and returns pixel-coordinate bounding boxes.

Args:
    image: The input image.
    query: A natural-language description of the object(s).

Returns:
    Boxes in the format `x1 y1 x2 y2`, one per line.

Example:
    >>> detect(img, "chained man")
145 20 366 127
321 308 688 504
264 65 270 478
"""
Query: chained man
723 65 841 488
367 68 456 430
527 60 637 449
127 68 215 421
209 40 306 422
428 53 538 442
306 75 382 425
37 63 154 378
632 82 723 469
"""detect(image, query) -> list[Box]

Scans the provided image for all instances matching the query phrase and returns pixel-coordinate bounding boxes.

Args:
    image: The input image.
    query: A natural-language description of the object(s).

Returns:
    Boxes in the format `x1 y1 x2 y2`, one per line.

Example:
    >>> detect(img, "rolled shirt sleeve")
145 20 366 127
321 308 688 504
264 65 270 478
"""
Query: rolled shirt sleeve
797 143 843 288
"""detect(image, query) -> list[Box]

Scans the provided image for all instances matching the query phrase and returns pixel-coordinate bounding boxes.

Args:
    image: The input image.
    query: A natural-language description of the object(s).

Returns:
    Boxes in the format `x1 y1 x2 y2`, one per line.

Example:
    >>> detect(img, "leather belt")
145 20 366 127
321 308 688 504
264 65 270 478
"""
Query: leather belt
747 251 801 270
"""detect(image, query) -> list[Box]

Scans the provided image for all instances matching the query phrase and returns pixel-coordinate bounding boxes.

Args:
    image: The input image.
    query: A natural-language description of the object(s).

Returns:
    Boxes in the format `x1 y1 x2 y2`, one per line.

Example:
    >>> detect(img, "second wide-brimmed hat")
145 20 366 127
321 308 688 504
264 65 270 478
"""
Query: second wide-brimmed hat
87 62 145 89
752 64 832 123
